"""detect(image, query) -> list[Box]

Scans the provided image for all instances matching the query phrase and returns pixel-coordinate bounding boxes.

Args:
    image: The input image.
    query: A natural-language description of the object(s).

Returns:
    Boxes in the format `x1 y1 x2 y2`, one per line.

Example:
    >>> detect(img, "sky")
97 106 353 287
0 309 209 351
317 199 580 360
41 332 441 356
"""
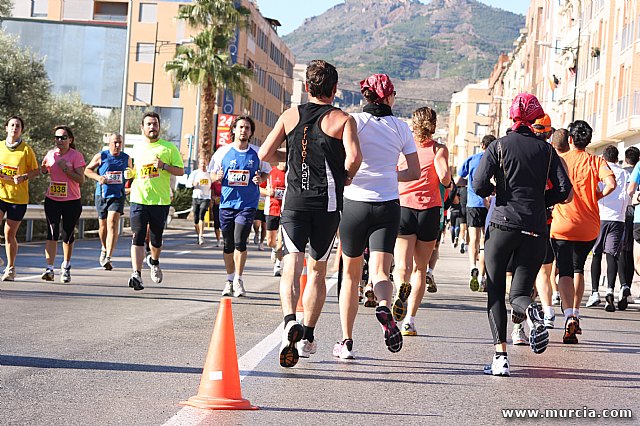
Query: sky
257 0 529 35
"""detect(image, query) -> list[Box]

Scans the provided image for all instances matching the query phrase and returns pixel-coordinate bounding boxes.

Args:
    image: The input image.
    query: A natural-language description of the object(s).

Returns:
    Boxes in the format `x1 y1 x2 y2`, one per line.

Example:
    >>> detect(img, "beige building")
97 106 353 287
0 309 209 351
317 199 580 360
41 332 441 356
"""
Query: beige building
447 79 492 173
487 0 640 154
10 0 294 166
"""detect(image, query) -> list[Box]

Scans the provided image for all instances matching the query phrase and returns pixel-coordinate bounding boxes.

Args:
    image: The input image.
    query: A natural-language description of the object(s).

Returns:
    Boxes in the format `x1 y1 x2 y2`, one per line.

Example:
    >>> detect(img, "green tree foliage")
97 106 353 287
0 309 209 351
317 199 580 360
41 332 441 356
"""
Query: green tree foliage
165 0 253 163
101 107 172 137
0 0 13 19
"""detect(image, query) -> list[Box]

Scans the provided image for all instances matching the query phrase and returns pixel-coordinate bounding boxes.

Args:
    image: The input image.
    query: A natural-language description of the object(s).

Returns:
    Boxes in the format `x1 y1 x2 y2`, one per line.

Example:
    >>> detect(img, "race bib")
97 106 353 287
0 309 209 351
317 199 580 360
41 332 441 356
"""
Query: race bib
49 181 68 198
228 169 249 186
139 163 160 179
0 164 18 180
199 179 209 186
105 171 123 184
274 188 285 200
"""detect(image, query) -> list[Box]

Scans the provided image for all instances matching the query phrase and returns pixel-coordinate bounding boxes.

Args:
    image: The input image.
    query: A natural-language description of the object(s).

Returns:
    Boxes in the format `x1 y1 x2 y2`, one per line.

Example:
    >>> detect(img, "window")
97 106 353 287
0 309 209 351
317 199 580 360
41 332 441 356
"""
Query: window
474 124 488 138
93 1 127 22
476 103 489 116
136 43 155 63
139 3 157 23
134 83 152 104
31 0 48 17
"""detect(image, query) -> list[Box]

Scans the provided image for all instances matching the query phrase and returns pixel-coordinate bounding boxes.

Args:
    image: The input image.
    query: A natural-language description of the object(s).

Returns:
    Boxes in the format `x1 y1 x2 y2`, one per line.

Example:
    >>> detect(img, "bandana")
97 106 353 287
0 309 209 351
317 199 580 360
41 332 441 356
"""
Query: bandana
360 74 395 103
509 93 545 132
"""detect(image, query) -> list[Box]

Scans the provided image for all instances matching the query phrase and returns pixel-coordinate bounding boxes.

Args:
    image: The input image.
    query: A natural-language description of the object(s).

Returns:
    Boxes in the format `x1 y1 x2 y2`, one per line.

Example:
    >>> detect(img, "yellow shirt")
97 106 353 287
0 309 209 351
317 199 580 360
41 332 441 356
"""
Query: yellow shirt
0 141 39 205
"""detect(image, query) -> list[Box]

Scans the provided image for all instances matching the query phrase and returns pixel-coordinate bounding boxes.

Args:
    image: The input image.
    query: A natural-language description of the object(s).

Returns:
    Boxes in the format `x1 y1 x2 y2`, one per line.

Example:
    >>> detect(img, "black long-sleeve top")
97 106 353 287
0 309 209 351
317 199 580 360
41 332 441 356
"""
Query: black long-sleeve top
473 127 572 237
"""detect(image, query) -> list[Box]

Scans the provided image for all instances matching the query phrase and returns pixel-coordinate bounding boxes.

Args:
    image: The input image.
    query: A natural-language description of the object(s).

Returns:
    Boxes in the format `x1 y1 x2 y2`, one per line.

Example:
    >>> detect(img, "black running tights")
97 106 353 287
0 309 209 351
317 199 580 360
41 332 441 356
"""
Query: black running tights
618 249 634 287
590 253 618 292
484 226 545 345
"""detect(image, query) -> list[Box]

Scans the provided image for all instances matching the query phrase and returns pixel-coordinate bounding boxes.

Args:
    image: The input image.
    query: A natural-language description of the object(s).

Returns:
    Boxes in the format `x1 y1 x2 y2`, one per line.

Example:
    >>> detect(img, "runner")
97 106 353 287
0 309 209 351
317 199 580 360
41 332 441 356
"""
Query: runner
587 145 629 312
264 161 286 276
448 182 462 249
186 159 212 245
127 112 184 291
618 147 639 308
210 115 271 298
456 135 494 291
338 73 420 357
551 120 615 344
458 183 468 253
259 60 361 367
0 116 39 280
84 132 130 270
393 106 450 337
40 125 86 283
475 93 571 376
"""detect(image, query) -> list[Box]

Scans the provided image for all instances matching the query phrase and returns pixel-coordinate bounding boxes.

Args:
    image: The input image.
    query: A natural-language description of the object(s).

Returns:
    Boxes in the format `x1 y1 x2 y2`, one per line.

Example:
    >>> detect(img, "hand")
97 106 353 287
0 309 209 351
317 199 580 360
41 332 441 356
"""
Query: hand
13 174 26 184
55 158 69 173
124 167 135 180
252 170 261 185
40 164 49 175
153 156 165 171
99 176 107 185
345 175 353 186
216 169 224 181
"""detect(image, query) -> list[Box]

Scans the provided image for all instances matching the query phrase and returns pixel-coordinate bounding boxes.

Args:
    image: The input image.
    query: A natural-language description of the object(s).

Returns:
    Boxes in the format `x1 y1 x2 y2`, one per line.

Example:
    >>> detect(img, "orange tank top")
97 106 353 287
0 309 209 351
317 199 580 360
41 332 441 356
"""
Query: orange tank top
398 139 442 210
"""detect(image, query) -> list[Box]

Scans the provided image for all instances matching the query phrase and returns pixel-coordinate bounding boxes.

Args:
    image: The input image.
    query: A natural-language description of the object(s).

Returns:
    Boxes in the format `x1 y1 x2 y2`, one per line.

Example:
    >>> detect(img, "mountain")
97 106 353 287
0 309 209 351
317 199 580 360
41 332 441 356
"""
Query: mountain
283 0 524 116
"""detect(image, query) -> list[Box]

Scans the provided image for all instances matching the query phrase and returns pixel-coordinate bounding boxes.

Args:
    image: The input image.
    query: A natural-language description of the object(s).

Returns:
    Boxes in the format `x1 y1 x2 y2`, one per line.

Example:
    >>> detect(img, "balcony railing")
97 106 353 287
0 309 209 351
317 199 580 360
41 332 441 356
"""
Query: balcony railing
617 96 629 122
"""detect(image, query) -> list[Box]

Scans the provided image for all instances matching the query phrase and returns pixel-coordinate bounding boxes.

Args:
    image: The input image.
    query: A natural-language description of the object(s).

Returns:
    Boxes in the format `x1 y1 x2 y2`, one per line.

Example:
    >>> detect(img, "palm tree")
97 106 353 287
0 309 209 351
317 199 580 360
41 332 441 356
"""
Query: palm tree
165 0 253 163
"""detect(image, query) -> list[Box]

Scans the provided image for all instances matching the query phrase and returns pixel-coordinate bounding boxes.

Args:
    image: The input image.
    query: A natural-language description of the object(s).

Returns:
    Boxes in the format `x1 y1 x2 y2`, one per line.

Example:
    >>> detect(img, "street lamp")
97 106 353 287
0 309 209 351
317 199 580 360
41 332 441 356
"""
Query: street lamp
184 133 194 174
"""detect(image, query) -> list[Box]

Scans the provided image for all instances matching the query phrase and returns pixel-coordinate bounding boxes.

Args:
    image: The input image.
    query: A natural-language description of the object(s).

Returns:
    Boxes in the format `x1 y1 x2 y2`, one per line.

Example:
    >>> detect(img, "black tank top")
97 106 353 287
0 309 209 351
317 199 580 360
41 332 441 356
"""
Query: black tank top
283 103 346 212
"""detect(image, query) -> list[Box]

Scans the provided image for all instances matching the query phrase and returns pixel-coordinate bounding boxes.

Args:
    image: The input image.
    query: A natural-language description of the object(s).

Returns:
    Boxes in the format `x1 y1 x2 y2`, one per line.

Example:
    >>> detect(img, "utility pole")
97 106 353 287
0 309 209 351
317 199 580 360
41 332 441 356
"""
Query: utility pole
119 0 133 138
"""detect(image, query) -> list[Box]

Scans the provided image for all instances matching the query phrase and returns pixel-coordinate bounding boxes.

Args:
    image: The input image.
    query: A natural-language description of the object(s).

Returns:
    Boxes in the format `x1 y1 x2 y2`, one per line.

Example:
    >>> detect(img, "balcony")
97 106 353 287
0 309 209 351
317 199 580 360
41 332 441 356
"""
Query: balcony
617 96 629 123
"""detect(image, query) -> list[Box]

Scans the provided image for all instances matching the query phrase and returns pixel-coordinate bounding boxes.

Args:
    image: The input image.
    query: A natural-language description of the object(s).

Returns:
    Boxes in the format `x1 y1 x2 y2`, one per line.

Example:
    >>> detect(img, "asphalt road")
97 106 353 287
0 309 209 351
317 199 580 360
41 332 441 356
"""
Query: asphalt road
1 221 639 425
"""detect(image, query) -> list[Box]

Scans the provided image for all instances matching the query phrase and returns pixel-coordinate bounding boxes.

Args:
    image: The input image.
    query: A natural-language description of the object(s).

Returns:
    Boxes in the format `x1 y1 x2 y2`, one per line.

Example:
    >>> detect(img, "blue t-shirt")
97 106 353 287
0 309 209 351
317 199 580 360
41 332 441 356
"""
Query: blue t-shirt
95 149 129 199
209 144 271 210
630 163 640 223
458 152 486 208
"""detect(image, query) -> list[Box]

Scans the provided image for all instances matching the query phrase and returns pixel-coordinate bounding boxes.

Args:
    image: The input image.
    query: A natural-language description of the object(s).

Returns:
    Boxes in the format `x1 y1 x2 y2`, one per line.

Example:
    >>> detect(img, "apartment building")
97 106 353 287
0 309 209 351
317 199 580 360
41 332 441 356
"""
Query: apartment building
6 0 294 168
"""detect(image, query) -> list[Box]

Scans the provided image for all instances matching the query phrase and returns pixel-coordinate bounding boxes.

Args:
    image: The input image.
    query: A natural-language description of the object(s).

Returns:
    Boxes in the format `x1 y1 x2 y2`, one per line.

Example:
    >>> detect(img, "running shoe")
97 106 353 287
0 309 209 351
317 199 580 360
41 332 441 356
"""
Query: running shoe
197 235 204 245
511 323 527 346
128 271 144 291
392 282 411 322
526 303 549 354
618 285 631 311
253 234 259 245
543 314 555 329
469 268 479 292
273 261 281 277
1 266 16 281
358 285 364 303
99 248 107 267
453 237 459 248
41 268 54 282
562 316 579 344
552 292 561 306
221 280 233 297
297 338 318 358
604 291 615 312
460 242 466 254
363 284 377 307
586 292 601 308
426 271 437 293
575 317 582 335
233 278 246 297
147 257 163 284
279 321 303 368
101 256 113 271
258 242 264 251
375 306 402 353
270 249 277 263
332 339 355 360
479 276 487 292
401 322 417 336
215 240 220 248
61 265 71 284
510 308 526 325
483 354 510 377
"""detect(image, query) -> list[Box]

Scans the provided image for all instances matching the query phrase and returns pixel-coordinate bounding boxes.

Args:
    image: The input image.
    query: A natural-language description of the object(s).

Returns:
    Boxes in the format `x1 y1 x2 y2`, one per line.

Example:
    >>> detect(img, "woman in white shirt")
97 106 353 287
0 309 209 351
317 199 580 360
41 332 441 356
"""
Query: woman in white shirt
187 159 212 245
334 74 420 360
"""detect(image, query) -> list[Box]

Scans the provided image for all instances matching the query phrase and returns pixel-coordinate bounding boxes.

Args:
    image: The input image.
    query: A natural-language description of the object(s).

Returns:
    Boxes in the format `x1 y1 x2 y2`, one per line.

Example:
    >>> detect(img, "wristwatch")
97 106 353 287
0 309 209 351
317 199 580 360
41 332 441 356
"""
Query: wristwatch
162 163 169 171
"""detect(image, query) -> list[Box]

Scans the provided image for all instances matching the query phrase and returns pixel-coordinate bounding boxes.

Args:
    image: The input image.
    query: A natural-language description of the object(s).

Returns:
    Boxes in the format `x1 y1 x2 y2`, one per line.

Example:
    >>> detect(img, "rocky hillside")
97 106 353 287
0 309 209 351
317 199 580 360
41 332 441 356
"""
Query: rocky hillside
283 0 524 116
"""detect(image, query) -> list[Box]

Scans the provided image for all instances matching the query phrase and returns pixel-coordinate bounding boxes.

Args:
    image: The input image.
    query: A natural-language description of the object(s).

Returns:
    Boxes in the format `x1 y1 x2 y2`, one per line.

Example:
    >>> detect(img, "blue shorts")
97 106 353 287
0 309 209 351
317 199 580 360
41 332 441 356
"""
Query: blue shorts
95 194 126 219
219 207 257 232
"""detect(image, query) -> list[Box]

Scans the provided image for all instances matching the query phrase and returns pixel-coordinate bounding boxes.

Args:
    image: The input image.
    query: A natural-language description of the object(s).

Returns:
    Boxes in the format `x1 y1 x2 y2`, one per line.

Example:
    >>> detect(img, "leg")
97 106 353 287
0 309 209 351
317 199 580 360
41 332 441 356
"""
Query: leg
98 218 107 251
590 252 603 293
280 252 304 317
302 258 328 327
468 226 481 269
4 219 21 268
407 239 437 316
339 254 363 340
105 211 121 257
535 263 553 308
393 234 415 285
369 251 394 306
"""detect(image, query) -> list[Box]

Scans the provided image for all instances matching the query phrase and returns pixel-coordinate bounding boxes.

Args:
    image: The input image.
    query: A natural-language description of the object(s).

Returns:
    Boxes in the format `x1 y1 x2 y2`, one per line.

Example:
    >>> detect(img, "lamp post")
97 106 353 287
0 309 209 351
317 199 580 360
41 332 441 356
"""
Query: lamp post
119 0 133 138
184 133 194 174
571 21 582 123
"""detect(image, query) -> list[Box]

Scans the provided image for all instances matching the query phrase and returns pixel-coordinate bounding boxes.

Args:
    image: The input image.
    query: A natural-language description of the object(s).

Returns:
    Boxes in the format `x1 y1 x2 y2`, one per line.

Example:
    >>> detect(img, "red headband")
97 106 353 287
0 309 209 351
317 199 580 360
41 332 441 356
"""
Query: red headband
360 74 395 103
509 93 545 132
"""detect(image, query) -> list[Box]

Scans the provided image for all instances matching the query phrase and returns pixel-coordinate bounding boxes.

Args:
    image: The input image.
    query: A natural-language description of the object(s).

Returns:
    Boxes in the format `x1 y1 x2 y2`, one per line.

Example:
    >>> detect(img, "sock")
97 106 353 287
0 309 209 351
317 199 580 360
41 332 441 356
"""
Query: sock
573 309 580 319
543 306 554 318
234 275 243 283
149 257 159 266
405 316 415 325
564 307 574 318
495 351 508 357
135 270 141 276
61 261 70 268
227 274 234 282
553 291 560 298
303 325 315 342
47 264 54 271
283 314 296 327
427 267 433 275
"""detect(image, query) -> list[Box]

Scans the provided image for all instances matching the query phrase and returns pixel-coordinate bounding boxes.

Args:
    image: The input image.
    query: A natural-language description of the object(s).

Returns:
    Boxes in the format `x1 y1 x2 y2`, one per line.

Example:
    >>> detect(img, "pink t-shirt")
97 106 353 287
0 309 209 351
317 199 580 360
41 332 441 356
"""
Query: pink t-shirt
398 139 442 210
42 148 86 201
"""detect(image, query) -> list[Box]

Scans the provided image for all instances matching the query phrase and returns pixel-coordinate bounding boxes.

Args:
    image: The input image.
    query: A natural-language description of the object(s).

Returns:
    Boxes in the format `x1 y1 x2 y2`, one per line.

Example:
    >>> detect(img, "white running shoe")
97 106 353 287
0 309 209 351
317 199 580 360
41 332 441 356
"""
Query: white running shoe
147 257 163 283
198 235 204 245
552 292 561 306
586 292 601 308
221 280 233 297
273 262 281 277
526 303 549 354
483 354 510 376
233 278 246 297
332 339 355 360
1 266 16 281
61 265 71 284
511 323 527 346
279 321 303 368
258 242 264 251
270 249 277 263
297 338 318 358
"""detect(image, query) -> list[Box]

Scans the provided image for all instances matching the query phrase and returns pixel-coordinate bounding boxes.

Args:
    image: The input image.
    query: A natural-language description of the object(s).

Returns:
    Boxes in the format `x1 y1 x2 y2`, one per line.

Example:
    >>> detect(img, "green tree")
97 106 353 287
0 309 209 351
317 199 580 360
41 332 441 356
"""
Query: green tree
0 0 13 19
164 0 253 163
101 107 172 136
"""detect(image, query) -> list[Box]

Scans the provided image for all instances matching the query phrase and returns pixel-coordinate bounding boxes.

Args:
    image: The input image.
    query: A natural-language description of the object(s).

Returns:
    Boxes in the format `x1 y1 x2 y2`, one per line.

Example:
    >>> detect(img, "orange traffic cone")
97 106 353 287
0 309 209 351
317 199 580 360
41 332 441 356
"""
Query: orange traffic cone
180 298 258 410
296 257 307 313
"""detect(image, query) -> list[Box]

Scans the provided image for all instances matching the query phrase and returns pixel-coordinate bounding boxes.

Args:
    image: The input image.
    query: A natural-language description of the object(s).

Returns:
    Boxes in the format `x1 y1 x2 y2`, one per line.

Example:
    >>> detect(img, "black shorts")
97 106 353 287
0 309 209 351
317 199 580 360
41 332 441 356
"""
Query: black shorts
449 211 463 228
192 198 210 224
95 194 126 219
0 199 27 222
340 198 401 257
281 210 339 261
467 207 487 228
551 238 597 278
398 206 441 242
254 209 266 222
266 215 280 231
593 220 625 257
130 203 170 247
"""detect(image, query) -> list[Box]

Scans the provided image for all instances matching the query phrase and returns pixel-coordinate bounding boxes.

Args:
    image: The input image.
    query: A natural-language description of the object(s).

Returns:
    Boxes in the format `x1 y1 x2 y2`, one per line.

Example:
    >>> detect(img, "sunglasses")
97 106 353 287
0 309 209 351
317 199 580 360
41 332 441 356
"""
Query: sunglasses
393 91 397 96
54 135 69 141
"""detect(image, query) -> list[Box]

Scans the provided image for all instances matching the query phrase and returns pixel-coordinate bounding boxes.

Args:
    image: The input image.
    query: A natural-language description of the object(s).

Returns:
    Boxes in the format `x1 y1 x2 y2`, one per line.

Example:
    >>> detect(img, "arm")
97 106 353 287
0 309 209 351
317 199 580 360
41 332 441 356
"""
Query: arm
473 147 497 198
65 165 86 185
434 145 451 187
154 157 184 177
546 150 572 206
597 174 616 199
259 114 287 163
84 153 105 184
342 116 362 184
397 152 420 182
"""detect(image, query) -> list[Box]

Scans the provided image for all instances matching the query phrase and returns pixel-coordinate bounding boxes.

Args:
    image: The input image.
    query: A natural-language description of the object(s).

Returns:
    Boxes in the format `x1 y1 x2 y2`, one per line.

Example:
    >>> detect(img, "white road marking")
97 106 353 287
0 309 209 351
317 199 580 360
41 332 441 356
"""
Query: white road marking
163 274 338 425
175 251 191 256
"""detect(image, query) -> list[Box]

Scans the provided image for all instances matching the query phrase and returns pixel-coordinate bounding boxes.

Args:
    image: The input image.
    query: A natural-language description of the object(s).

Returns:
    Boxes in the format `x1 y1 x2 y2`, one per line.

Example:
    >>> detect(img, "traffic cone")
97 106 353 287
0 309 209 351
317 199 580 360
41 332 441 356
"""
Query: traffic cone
296 257 307 314
180 298 258 410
